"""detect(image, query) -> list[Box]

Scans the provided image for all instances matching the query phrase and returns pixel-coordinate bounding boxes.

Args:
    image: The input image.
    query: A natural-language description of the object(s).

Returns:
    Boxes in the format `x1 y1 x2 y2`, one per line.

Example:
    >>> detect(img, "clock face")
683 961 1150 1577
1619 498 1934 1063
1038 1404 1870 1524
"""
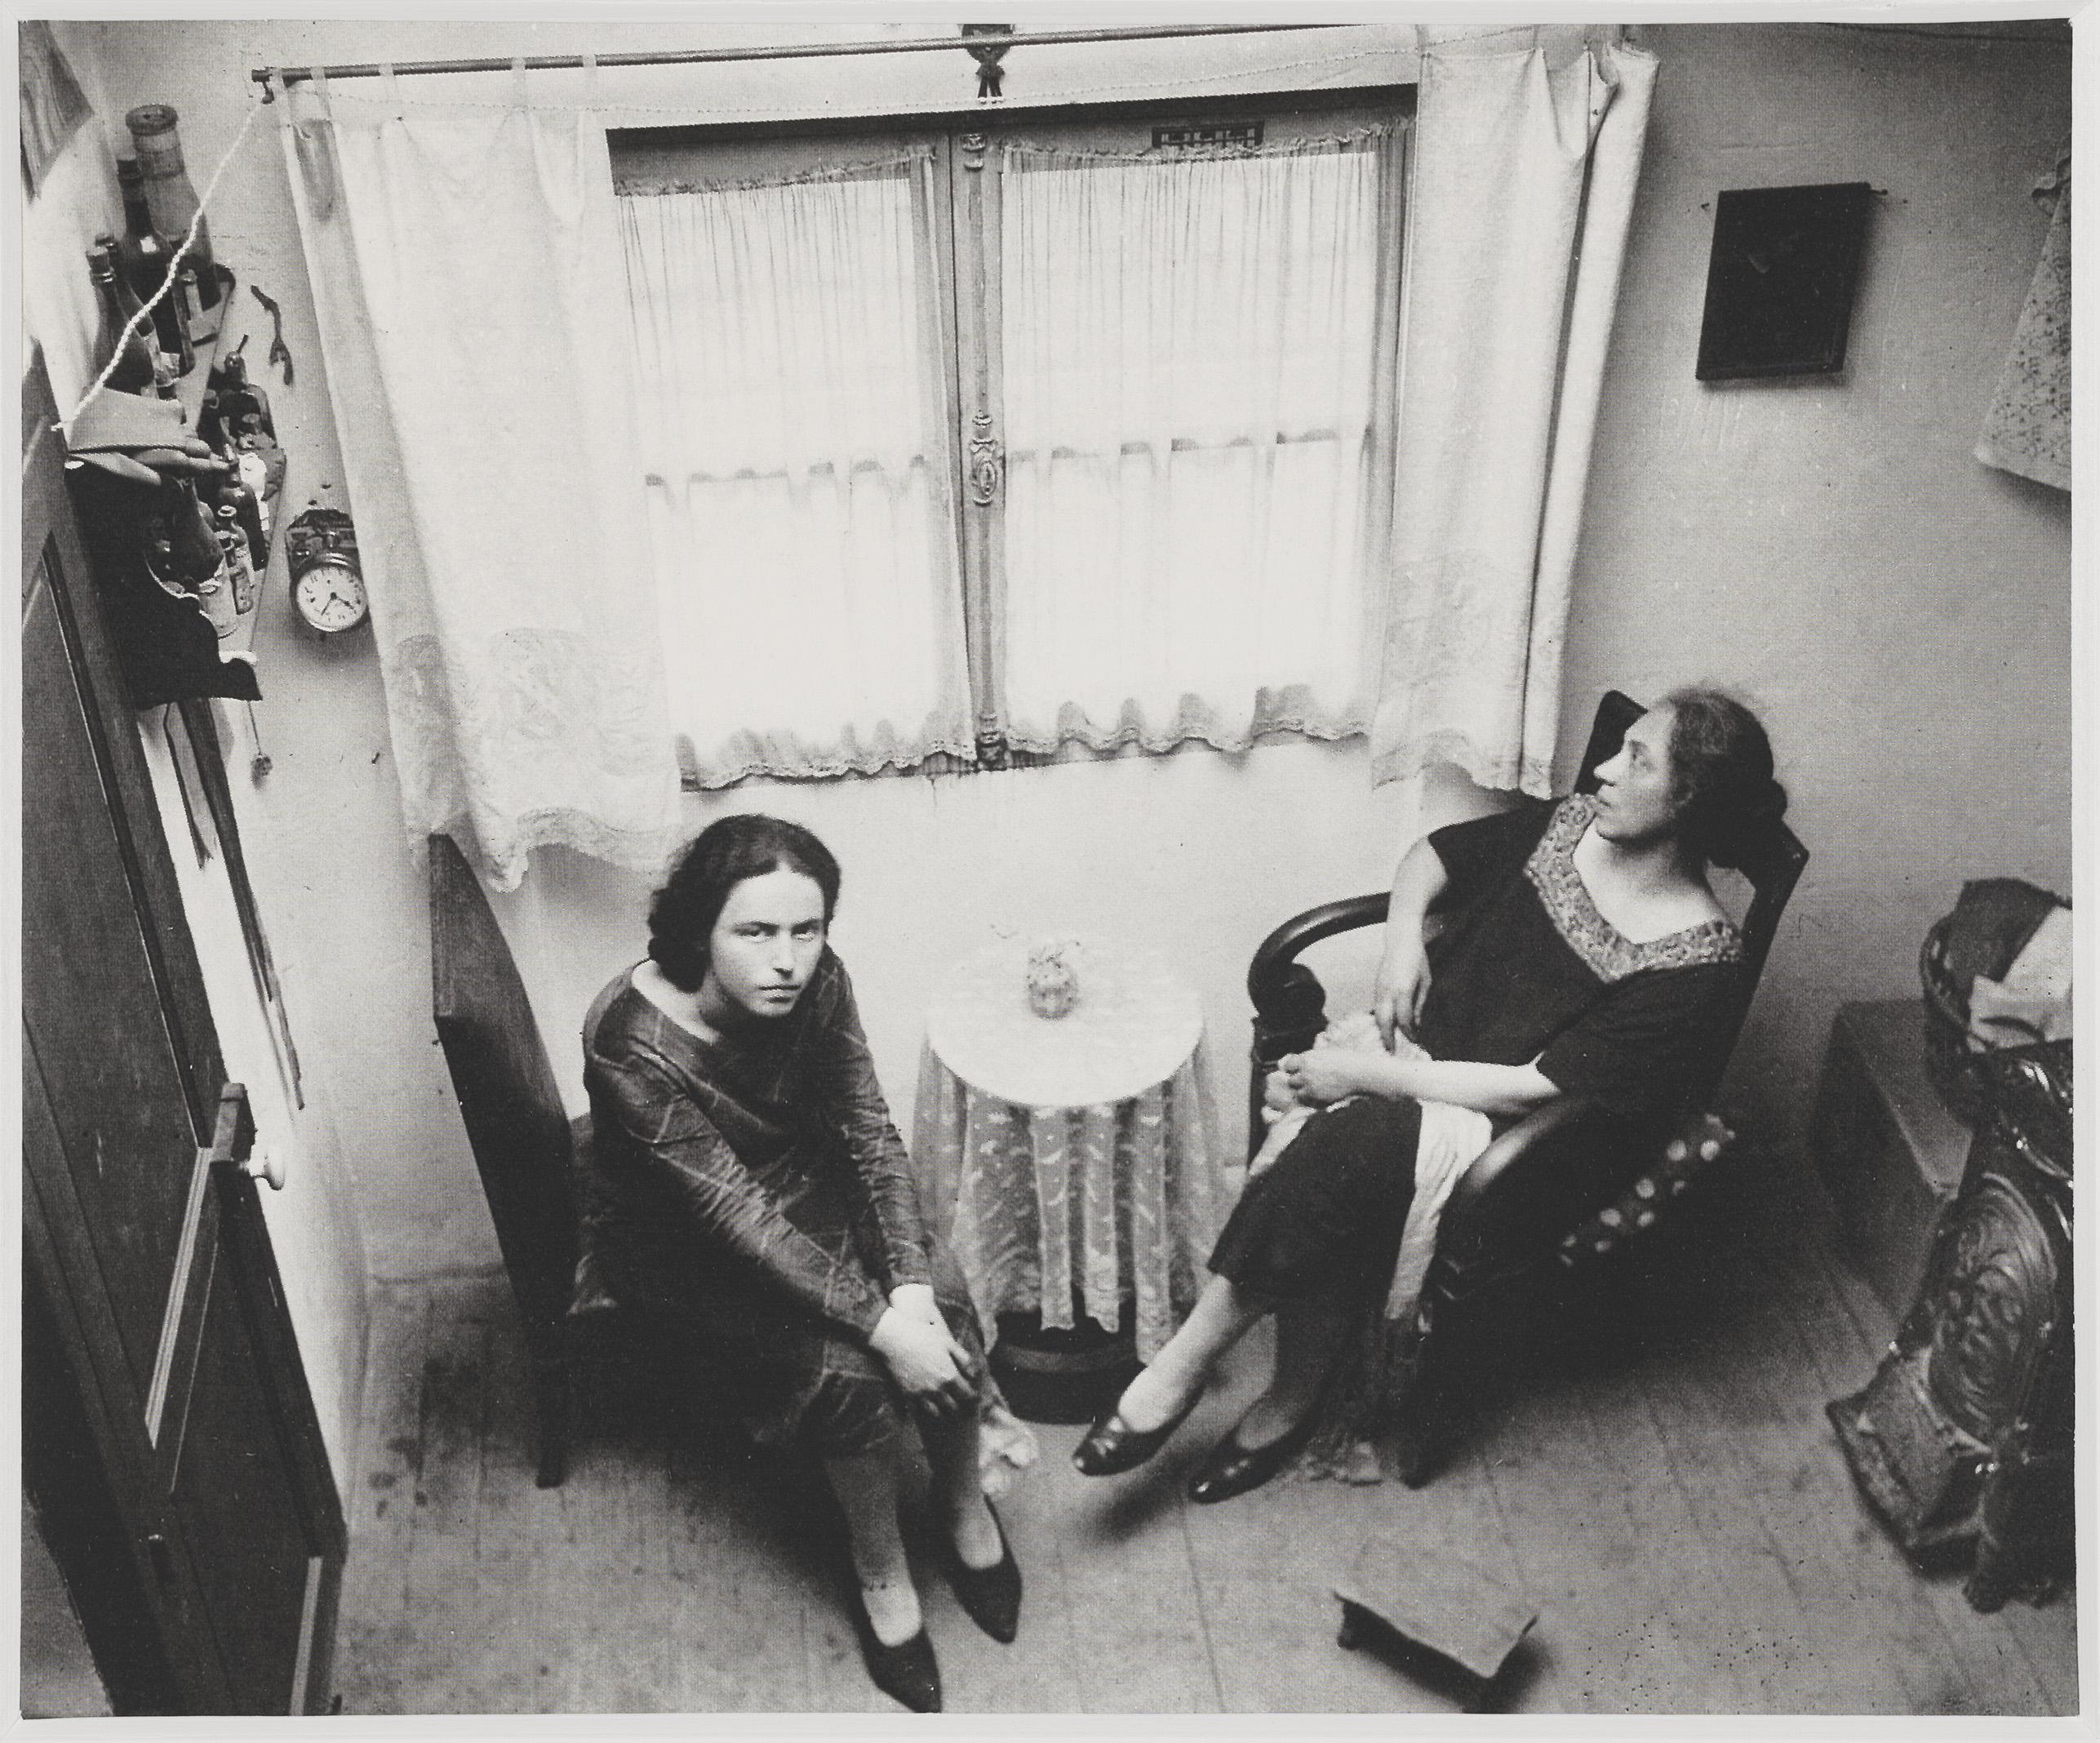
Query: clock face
294 558 369 634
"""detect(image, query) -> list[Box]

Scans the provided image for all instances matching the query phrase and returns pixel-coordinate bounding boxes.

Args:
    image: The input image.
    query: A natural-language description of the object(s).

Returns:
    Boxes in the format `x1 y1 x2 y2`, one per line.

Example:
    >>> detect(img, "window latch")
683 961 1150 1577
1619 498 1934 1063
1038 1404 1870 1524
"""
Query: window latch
968 410 1002 508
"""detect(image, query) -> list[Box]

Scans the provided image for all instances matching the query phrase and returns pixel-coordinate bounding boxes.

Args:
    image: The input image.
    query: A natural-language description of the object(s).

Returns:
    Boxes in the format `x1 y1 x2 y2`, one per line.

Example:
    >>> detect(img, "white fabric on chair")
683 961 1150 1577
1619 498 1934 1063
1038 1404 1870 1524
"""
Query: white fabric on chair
1371 29 1658 798
280 78 681 892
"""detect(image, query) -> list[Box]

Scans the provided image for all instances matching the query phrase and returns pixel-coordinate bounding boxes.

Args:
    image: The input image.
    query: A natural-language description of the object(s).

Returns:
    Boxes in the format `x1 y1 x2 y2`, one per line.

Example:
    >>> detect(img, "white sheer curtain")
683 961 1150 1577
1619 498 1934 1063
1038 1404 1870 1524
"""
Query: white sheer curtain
618 151 975 784
280 78 682 892
997 130 1405 754
1371 31 1658 797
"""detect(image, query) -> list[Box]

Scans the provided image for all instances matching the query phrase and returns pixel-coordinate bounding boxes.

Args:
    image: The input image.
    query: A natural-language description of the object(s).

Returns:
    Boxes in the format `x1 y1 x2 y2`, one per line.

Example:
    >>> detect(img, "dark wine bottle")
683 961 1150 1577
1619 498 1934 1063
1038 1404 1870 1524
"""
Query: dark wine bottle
87 242 158 396
124 104 219 309
114 157 192 371
160 476 224 589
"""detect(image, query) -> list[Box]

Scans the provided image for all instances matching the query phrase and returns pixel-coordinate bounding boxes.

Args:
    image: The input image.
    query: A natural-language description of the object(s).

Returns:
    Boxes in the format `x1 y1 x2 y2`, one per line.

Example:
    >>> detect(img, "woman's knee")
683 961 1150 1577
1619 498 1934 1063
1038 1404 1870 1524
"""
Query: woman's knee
797 1345 906 1456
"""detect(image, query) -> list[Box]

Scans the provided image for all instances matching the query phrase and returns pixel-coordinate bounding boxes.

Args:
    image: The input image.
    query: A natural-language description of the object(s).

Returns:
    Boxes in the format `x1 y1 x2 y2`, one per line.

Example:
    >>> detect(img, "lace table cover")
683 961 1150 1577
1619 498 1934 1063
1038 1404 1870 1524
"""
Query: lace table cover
913 939 1223 1360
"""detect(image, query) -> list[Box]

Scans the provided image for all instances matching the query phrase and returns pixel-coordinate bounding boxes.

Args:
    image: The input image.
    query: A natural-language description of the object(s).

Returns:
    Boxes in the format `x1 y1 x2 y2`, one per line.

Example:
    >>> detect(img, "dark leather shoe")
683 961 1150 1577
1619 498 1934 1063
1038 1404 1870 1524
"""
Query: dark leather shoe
846 1584 942 1712
1186 1405 1322 1505
1072 1391 1199 1476
946 1500 1022 1643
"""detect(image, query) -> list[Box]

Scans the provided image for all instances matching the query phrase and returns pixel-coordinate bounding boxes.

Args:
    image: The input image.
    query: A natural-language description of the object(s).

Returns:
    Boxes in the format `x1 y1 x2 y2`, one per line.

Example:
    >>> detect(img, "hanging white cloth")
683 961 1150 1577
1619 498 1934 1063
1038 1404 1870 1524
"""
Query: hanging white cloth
279 73 682 891
1370 29 1658 798
615 149 975 782
996 127 1407 754
1976 147 2070 491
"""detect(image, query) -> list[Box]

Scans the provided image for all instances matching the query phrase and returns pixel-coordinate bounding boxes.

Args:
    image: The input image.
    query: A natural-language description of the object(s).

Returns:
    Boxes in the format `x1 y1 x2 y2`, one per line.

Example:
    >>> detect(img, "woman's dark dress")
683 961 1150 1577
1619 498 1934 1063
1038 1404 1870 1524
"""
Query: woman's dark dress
580 948 987 1456
1210 794 1747 1297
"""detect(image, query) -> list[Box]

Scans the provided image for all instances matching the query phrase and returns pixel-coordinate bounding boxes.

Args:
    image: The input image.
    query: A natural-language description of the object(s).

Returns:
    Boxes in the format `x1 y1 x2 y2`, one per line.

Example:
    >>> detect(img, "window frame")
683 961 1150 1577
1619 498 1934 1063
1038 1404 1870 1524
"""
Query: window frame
610 82 1418 788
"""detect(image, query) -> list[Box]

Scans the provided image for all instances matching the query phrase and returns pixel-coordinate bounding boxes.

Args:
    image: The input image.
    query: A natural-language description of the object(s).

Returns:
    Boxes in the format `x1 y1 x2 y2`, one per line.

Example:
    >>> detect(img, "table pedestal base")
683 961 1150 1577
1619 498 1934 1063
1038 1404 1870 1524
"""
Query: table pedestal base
988 1305 1140 1425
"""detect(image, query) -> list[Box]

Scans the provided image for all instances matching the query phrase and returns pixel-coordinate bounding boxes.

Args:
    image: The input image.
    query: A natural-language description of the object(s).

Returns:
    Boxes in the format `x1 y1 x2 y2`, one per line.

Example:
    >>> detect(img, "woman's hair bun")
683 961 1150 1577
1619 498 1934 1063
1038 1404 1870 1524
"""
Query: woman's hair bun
1661 687 1784 869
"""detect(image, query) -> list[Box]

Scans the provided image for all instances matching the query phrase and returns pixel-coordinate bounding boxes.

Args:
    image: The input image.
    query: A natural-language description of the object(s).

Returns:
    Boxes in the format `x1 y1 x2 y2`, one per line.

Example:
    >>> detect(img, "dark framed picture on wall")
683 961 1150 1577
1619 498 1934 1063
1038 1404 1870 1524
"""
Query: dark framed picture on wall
1696 181 1876 380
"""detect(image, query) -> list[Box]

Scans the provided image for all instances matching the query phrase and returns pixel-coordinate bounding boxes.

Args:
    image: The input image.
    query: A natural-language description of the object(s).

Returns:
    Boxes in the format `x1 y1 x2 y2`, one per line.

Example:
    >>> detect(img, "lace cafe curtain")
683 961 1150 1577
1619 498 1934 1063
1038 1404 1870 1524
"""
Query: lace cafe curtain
280 78 682 892
997 128 1405 754
617 149 975 785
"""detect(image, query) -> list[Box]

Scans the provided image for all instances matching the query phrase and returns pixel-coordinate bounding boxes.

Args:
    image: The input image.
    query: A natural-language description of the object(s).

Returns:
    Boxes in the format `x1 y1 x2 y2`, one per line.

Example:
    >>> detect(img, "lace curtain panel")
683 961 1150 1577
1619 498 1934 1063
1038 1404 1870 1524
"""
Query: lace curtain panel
997 131 1405 753
279 82 682 892
617 152 975 785
1370 33 1658 798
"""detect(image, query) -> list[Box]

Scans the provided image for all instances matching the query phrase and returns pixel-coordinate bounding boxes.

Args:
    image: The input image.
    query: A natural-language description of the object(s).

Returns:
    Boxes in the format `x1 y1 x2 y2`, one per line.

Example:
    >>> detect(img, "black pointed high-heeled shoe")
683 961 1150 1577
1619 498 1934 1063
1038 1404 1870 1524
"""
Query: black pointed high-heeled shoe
944 1499 1022 1643
1072 1389 1200 1476
843 1572 942 1712
1185 1398 1324 1505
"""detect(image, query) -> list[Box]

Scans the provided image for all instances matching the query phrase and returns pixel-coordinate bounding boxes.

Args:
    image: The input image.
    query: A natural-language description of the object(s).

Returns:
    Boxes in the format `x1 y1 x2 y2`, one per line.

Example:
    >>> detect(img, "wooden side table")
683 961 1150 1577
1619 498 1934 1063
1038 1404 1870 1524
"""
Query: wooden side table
1809 999 1971 1313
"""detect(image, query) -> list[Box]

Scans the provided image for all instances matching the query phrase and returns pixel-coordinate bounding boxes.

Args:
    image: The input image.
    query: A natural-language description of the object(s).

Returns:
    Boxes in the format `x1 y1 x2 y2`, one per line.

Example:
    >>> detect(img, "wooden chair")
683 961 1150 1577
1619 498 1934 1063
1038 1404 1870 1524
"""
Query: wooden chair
428 832 599 1488
1245 691 1809 1485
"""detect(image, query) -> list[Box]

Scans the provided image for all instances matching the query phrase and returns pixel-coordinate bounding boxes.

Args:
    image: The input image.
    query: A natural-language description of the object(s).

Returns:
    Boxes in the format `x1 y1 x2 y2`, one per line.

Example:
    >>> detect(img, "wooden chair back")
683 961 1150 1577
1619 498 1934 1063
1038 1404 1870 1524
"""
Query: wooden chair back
428 833 580 1370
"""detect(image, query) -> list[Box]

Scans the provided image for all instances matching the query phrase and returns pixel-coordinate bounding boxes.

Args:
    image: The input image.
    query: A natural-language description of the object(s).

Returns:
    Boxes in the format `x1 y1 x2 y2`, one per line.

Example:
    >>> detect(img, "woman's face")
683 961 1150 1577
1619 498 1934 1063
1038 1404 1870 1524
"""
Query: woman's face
1591 705 1681 845
697 867 828 1024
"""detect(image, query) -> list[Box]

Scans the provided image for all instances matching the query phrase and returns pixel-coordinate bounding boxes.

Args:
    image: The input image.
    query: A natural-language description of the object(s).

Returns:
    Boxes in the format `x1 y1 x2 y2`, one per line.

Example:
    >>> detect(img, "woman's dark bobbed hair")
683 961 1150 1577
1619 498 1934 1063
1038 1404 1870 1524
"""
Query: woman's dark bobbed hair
648 814 841 994
1662 687 1788 872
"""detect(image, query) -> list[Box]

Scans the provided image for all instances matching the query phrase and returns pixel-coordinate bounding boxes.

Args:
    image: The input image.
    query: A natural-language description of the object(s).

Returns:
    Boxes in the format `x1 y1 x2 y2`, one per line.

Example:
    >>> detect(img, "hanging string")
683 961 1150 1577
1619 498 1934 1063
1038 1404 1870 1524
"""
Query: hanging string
59 96 270 438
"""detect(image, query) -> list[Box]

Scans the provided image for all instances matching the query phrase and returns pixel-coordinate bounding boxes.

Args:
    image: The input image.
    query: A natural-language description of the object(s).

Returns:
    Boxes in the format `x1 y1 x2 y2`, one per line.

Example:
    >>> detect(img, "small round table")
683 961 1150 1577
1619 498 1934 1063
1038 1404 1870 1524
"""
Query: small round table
912 936 1224 1369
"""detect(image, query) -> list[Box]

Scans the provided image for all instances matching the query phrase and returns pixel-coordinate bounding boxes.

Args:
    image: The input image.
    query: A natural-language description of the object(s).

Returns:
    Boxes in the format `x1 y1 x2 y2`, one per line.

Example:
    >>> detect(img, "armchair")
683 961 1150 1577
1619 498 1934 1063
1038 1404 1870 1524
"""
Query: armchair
1245 691 1808 1484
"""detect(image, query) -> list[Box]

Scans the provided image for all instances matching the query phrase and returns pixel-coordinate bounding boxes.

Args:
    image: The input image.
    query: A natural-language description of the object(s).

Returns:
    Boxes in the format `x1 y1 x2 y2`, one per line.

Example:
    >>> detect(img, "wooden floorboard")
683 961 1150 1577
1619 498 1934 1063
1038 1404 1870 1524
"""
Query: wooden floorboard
331 1156 2077 1716
330 1283 427 1717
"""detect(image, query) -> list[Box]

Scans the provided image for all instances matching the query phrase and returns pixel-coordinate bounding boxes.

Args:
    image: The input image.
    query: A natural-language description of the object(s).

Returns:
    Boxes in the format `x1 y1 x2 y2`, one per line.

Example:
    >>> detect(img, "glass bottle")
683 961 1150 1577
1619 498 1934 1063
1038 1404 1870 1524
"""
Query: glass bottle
101 236 179 398
199 533 241 638
114 156 191 371
166 477 223 585
216 472 266 569
87 242 158 395
175 266 202 353
215 512 255 615
125 104 220 308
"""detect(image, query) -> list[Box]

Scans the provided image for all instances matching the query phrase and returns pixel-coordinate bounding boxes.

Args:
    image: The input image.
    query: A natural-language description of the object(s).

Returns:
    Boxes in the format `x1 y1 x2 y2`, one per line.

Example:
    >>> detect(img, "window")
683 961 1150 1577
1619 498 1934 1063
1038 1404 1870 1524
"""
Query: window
614 94 1410 785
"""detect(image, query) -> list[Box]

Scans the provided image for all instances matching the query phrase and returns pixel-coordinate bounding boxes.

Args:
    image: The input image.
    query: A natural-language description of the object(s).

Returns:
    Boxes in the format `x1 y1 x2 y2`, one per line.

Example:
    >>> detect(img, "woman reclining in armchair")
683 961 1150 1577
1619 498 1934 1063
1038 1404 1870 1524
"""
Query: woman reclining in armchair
1073 687 1787 1501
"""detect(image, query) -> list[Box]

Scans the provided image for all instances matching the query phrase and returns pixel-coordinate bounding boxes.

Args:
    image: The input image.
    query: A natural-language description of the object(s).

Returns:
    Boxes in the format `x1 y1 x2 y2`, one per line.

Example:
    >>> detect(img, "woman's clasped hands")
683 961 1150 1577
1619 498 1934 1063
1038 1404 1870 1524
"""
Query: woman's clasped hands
871 1283 977 1419
1274 1048 1363 1109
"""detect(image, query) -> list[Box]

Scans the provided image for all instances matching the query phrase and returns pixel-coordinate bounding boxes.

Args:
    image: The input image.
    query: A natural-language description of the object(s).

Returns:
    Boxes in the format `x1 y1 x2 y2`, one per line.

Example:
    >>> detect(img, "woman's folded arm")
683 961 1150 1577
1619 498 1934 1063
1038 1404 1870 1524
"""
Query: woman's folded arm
596 1049 893 1341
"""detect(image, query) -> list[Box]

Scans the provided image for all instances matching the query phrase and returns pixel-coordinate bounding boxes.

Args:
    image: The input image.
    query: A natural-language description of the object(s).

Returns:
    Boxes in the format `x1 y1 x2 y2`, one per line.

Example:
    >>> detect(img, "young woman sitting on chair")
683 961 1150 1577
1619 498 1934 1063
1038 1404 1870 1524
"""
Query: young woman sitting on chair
1073 688 1788 1501
582 816 1019 1712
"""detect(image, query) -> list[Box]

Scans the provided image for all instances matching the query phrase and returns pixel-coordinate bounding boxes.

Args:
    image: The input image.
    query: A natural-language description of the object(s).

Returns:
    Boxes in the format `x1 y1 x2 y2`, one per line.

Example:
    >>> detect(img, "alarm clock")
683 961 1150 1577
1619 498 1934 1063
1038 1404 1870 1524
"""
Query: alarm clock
284 505 368 634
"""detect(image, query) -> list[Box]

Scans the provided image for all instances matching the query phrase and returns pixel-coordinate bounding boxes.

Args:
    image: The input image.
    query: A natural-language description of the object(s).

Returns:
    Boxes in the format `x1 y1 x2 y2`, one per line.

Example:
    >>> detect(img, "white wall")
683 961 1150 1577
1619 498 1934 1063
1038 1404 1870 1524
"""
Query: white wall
1562 20 2073 1143
50 20 2072 1299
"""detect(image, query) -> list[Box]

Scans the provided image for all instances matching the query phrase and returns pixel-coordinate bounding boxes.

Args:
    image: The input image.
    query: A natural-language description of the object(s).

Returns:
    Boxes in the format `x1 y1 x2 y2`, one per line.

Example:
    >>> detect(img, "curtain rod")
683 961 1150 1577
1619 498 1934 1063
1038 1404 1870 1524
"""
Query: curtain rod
251 23 1355 95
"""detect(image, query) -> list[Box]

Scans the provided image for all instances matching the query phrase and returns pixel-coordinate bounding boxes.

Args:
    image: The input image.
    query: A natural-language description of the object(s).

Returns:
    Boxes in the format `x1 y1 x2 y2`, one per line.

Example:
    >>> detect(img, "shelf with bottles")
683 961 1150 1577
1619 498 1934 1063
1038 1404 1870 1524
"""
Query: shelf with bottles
67 102 300 705
116 100 285 639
